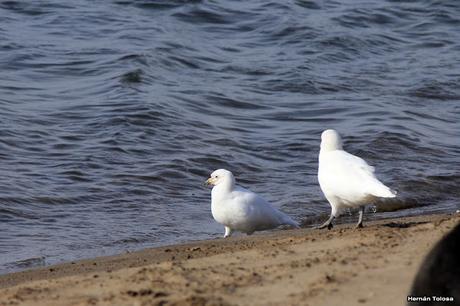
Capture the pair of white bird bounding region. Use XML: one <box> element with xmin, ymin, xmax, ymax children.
<box><xmin>205</xmin><ymin>129</ymin><xmax>396</xmax><ymax>237</ymax></box>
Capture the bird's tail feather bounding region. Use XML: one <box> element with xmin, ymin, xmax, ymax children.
<box><xmin>371</xmin><ymin>182</ymin><xmax>397</xmax><ymax>198</ymax></box>
<box><xmin>280</xmin><ymin>213</ymin><xmax>300</xmax><ymax>228</ymax></box>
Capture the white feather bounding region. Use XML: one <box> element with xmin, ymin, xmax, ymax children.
<box><xmin>318</xmin><ymin>129</ymin><xmax>396</xmax><ymax>217</ymax></box>
<box><xmin>208</xmin><ymin>169</ymin><xmax>298</xmax><ymax>236</ymax></box>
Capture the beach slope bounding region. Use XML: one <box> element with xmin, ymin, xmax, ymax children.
<box><xmin>0</xmin><ymin>213</ymin><xmax>458</xmax><ymax>306</ymax></box>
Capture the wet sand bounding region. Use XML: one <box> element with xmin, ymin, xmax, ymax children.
<box><xmin>0</xmin><ymin>213</ymin><xmax>458</xmax><ymax>306</ymax></box>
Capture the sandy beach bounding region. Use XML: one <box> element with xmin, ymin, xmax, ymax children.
<box><xmin>0</xmin><ymin>213</ymin><xmax>458</xmax><ymax>306</ymax></box>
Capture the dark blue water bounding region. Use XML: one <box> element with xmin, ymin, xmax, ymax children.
<box><xmin>0</xmin><ymin>0</ymin><xmax>459</xmax><ymax>274</ymax></box>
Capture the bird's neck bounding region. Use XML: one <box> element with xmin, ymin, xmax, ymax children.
<box><xmin>319</xmin><ymin>147</ymin><xmax>342</xmax><ymax>163</ymax></box>
<box><xmin>320</xmin><ymin>145</ymin><xmax>342</xmax><ymax>153</ymax></box>
<box><xmin>320</xmin><ymin>138</ymin><xmax>343</xmax><ymax>152</ymax></box>
<box><xmin>213</xmin><ymin>178</ymin><xmax>235</xmax><ymax>195</ymax></box>
<box><xmin>319</xmin><ymin>148</ymin><xmax>332</xmax><ymax>158</ymax></box>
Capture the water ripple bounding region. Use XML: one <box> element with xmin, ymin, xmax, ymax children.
<box><xmin>0</xmin><ymin>0</ymin><xmax>459</xmax><ymax>274</ymax></box>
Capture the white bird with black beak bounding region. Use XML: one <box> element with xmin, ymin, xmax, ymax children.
<box><xmin>318</xmin><ymin>129</ymin><xmax>396</xmax><ymax>230</ymax></box>
<box><xmin>206</xmin><ymin>169</ymin><xmax>299</xmax><ymax>238</ymax></box>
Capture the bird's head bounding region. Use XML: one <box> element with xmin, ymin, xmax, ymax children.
<box><xmin>205</xmin><ymin>169</ymin><xmax>234</xmax><ymax>187</ymax></box>
<box><xmin>321</xmin><ymin>129</ymin><xmax>343</xmax><ymax>152</ymax></box>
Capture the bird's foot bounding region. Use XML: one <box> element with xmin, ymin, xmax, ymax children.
<box><xmin>356</xmin><ymin>206</ymin><xmax>365</xmax><ymax>229</ymax></box>
<box><xmin>224</xmin><ymin>226</ymin><xmax>233</xmax><ymax>238</ymax></box>
<box><xmin>316</xmin><ymin>221</ymin><xmax>334</xmax><ymax>230</ymax></box>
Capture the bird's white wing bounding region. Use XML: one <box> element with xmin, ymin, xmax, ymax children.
<box><xmin>231</xmin><ymin>187</ymin><xmax>289</xmax><ymax>231</ymax></box>
<box><xmin>319</xmin><ymin>150</ymin><xmax>393</xmax><ymax>204</ymax></box>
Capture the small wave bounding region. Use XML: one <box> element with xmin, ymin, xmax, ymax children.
<box><xmin>5</xmin><ymin>257</ymin><xmax>46</xmax><ymax>270</ymax></box>
<box><xmin>120</xmin><ymin>69</ymin><xmax>143</xmax><ymax>84</ymax></box>
<box><xmin>205</xmin><ymin>94</ymin><xmax>269</xmax><ymax>110</ymax></box>
<box><xmin>172</xmin><ymin>8</ymin><xmax>231</xmax><ymax>25</ymax></box>
<box><xmin>408</xmin><ymin>81</ymin><xmax>460</xmax><ymax>101</ymax></box>
<box><xmin>115</xmin><ymin>0</ymin><xmax>202</xmax><ymax>11</ymax></box>
<box><xmin>0</xmin><ymin>1</ymin><xmax>50</xmax><ymax>16</ymax></box>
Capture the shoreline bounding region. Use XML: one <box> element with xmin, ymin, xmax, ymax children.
<box><xmin>1</xmin><ymin>212</ymin><xmax>458</xmax><ymax>305</ymax></box>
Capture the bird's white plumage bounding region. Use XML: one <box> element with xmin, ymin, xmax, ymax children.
<box><xmin>318</xmin><ymin>129</ymin><xmax>396</xmax><ymax>217</ymax></box>
<box><xmin>207</xmin><ymin>169</ymin><xmax>298</xmax><ymax>237</ymax></box>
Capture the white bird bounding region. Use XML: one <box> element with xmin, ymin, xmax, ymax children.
<box><xmin>206</xmin><ymin>169</ymin><xmax>299</xmax><ymax>237</ymax></box>
<box><xmin>317</xmin><ymin>129</ymin><xmax>396</xmax><ymax>229</ymax></box>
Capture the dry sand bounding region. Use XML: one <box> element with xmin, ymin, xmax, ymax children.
<box><xmin>0</xmin><ymin>213</ymin><xmax>458</xmax><ymax>306</ymax></box>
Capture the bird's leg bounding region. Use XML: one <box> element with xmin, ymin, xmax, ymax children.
<box><xmin>356</xmin><ymin>206</ymin><xmax>365</xmax><ymax>229</ymax></box>
<box><xmin>317</xmin><ymin>214</ymin><xmax>335</xmax><ymax>230</ymax></box>
<box><xmin>224</xmin><ymin>226</ymin><xmax>233</xmax><ymax>238</ymax></box>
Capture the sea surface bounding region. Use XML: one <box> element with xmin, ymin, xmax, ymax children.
<box><xmin>0</xmin><ymin>0</ymin><xmax>459</xmax><ymax>274</ymax></box>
